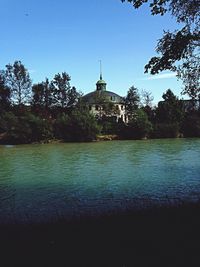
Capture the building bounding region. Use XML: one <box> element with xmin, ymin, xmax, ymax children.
<box><xmin>82</xmin><ymin>73</ymin><xmax>127</xmax><ymax>122</ymax></box>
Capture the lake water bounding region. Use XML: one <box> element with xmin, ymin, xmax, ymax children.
<box><xmin>0</xmin><ymin>139</ymin><xmax>200</xmax><ymax>224</ymax></box>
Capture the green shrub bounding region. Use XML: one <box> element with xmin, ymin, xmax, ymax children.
<box><xmin>54</xmin><ymin>109</ymin><xmax>100</xmax><ymax>142</ymax></box>
<box><xmin>152</xmin><ymin>123</ymin><xmax>180</xmax><ymax>138</ymax></box>
<box><xmin>182</xmin><ymin>113</ymin><xmax>200</xmax><ymax>137</ymax></box>
<box><xmin>0</xmin><ymin>112</ymin><xmax>53</xmax><ymax>144</ymax></box>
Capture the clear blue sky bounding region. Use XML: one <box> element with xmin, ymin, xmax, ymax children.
<box><xmin>1</xmin><ymin>0</ymin><xmax>184</xmax><ymax>104</ymax></box>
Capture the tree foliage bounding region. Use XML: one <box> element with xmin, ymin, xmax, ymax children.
<box><xmin>4</xmin><ymin>61</ymin><xmax>32</xmax><ymax>105</ymax></box>
<box><xmin>125</xmin><ymin>86</ymin><xmax>140</xmax><ymax>118</ymax></box>
<box><xmin>141</xmin><ymin>89</ymin><xmax>154</xmax><ymax>107</ymax></box>
<box><xmin>54</xmin><ymin>108</ymin><xmax>100</xmax><ymax>141</ymax></box>
<box><xmin>121</xmin><ymin>0</ymin><xmax>200</xmax><ymax>23</ymax></box>
<box><xmin>32</xmin><ymin>78</ymin><xmax>55</xmax><ymax>113</ymax></box>
<box><xmin>0</xmin><ymin>74</ymin><xmax>11</xmax><ymax>111</ymax></box>
<box><xmin>32</xmin><ymin>74</ymin><xmax>80</xmax><ymax>113</ymax></box>
<box><xmin>130</xmin><ymin>109</ymin><xmax>153</xmax><ymax>138</ymax></box>
<box><xmin>0</xmin><ymin>112</ymin><xmax>53</xmax><ymax>144</ymax></box>
<box><xmin>52</xmin><ymin>72</ymin><xmax>81</xmax><ymax>109</ymax></box>
<box><xmin>67</xmin><ymin>86</ymin><xmax>81</xmax><ymax>109</ymax></box>
<box><xmin>120</xmin><ymin>109</ymin><xmax>152</xmax><ymax>139</ymax></box>
<box><xmin>182</xmin><ymin>112</ymin><xmax>200</xmax><ymax>137</ymax></box>
<box><xmin>1</xmin><ymin>59</ymin><xmax>200</xmax><ymax>143</ymax></box>
<box><xmin>121</xmin><ymin>0</ymin><xmax>200</xmax><ymax>99</ymax></box>
<box><xmin>156</xmin><ymin>89</ymin><xmax>184</xmax><ymax>123</ymax></box>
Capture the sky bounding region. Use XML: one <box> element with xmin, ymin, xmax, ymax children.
<box><xmin>0</xmin><ymin>0</ymin><xmax>185</xmax><ymax>104</ymax></box>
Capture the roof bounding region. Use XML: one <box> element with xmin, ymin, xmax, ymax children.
<box><xmin>96</xmin><ymin>79</ymin><xmax>106</xmax><ymax>85</ymax></box>
<box><xmin>82</xmin><ymin>90</ymin><xmax>125</xmax><ymax>104</ymax></box>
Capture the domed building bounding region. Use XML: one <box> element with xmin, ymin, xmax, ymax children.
<box><xmin>82</xmin><ymin>73</ymin><xmax>127</xmax><ymax>123</ymax></box>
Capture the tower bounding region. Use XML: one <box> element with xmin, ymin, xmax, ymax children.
<box><xmin>96</xmin><ymin>60</ymin><xmax>107</xmax><ymax>91</ymax></box>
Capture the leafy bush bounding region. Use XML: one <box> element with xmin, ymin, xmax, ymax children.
<box><xmin>0</xmin><ymin>112</ymin><xmax>53</xmax><ymax>144</ymax></box>
<box><xmin>54</xmin><ymin>108</ymin><xmax>100</xmax><ymax>141</ymax></box>
<box><xmin>182</xmin><ymin>113</ymin><xmax>200</xmax><ymax>137</ymax></box>
<box><xmin>152</xmin><ymin>123</ymin><xmax>180</xmax><ymax>138</ymax></box>
<box><xmin>119</xmin><ymin>109</ymin><xmax>152</xmax><ymax>139</ymax></box>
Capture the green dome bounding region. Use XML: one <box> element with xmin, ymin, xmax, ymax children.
<box><xmin>96</xmin><ymin>79</ymin><xmax>106</xmax><ymax>85</ymax></box>
<box><xmin>82</xmin><ymin>90</ymin><xmax>124</xmax><ymax>104</ymax></box>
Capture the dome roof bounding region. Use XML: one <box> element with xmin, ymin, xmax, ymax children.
<box><xmin>96</xmin><ymin>79</ymin><xmax>106</xmax><ymax>85</ymax></box>
<box><xmin>82</xmin><ymin>90</ymin><xmax>124</xmax><ymax>104</ymax></box>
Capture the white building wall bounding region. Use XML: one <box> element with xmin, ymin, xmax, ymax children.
<box><xmin>89</xmin><ymin>103</ymin><xmax>128</xmax><ymax>123</ymax></box>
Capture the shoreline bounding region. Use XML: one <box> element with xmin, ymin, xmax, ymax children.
<box><xmin>0</xmin><ymin>134</ymin><xmax>194</xmax><ymax>146</ymax></box>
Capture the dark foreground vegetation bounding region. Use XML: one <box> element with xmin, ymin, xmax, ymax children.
<box><xmin>1</xmin><ymin>202</ymin><xmax>200</xmax><ymax>267</ymax></box>
<box><xmin>0</xmin><ymin>61</ymin><xmax>200</xmax><ymax>144</ymax></box>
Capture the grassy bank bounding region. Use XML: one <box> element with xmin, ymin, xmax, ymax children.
<box><xmin>1</xmin><ymin>203</ymin><xmax>200</xmax><ymax>267</ymax></box>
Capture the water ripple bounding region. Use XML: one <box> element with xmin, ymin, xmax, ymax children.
<box><xmin>0</xmin><ymin>139</ymin><xmax>200</xmax><ymax>223</ymax></box>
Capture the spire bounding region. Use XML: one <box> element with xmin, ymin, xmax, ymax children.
<box><xmin>96</xmin><ymin>60</ymin><xmax>107</xmax><ymax>91</ymax></box>
<box><xmin>99</xmin><ymin>60</ymin><xmax>102</xmax><ymax>80</ymax></box>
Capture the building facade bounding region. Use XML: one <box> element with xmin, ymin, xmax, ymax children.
<box><xmin>82</xmin><ymin>74</ymin><xmax>127</xmax><ymax>123</ymax></box>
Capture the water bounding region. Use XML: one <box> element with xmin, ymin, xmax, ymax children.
<box><xmin>0</xmin><ymin>139</ymin><xmax>200</xmax><ymax>224</ymax></box>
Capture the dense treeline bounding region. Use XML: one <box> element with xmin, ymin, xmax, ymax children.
<box><xmin>0</xmin><ymin>61</ymin><xmax>200</xmax><ymax>144</ymax></box>
<box><xmin>0</xmin><ymin>61</ymin><xmax>99</xmax><ymax>144</ymax></box>
<box><xmin>106</xmin><ymin>86</ymin><xmax>200</xmax><ymax>140</ymax></box>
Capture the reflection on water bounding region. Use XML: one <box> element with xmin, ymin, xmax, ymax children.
<box><xmin>0</xmin><ymin>139</ymin><xmax>200</xmax><ymax>224</ymax></box>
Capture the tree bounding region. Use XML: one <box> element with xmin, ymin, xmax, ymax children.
<box><xmin>119</xmin><ymin>109</ymin><xmax>152</xmax><ymax>139</ymax></box>
<box><xmin>182</xmin><ymin>112</ymin><xmax>200</xmax><ymax>137</ymax></box>
<box><xmin>125</xmin><ymin>86</ymin><xmax>140</xmax><ymax>119</ymax></box>
<box><xmin>0</xmin><ymin>73</ymin><xmax>11</xmax><ymax>111</ymax></box>
<box><xmin>178</xmin><ymin>57</ymin><xmax>200</xmax><ymax>101</ymax></box>
<box><xmin>32</xmin><ymin>82</ymin><xmax>45</xmax><ymax>109</ymax></box>
<box><xmin>121</xmin><ymin>0</ymin><xmax>200</xmax><ymax>99</ymax></box>
<box><xmin>52</xmin><ymin>72</ymin><xmax>71</xmax><ymax>108</ymax></box>
<box><xmin>141</xmin><ymin>89</ymin><xmax>154</xmax><ymax>108</ymax></box>
<box><xmin>43</xmin><ymin>79</ymin><xmax>55</xmax><ymax>109</ymax></box>
<box><xmin>0</xmin><ymin>111</ymin><xmax>53</xmax><ymax>144</ymax></box>
<box><xmin>121</xmin><ymin>1</ymin><xmax>199</xmax><ymax>29</ymax></box>
<box><xmin>152</xmin><ymin>89</ymin><xmax>184</xmax><ymax>137</ymax></box>
<box><xmin>70</xmin><ymin>108</ymin><xmax>100</xmax><ymax>141</ymax></box>
<box><xmin>54</xmin><ymin>108</ymin><xmax>100</xmax><ymax>141</ymax></box>
<box><xmin>67</xmin><ymin>86</ymin><xmax>81</xmax><ymax>109</ymax></box>
<box><xmin>32</xmin><ymin>78</ymin><xmax>55</xmax><ymax>115</ymax></box>
<box><xmin>4</xmin><ymin>61</ymin><xmax>32</xmax><ymax>105</ymax></box>
<box><xmin>156</xmin><ymin>89</ymin><xmax>184</xmax><ymax>123</ymax></box>
<box><xmin>141</xmin><ymin>90</ymin><xmax>156</xmax><ymax>124</ymax></box>
<box><xmin>52</xmin><ymin>72</ymin><xmax>81</xmax><ymax>109</ymax></box>
<box><xmin>131</xmin><ymin>109</ymin><xmax>153</xmax><ymax>138</ymax></box>
<box><xmin>0</xmin><ymin>112</ymin><xmax>19</xmax><ymax>139</ymax></box>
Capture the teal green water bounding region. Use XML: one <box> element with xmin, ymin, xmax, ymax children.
<box><xmin>0</xmin><ymin>139</ymin><xmax>200</xmax><ymax>223</ymax></box>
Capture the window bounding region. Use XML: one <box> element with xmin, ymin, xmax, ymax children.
<box><xmin>95</xmin><ymin>105</ymin><xmax>99</xmax><ymax>110</ymax></box>
<box><xmin>121</xmin><ymin>105</ymin><xmax>123</xmax><ymax>110</ymax></box>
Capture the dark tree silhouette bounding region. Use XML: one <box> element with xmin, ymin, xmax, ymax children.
<box><xmin>4</xmin><ymin>61</ymin><xmax>32</xmax><ymax>105</ymax></box>
<box><xmin>52</xmin><ymin>72</ymin><xmax>71</xmax><ymax>108</ymax></box>
<box><xmin>125</xmin><ymin>86</ymin><xmax>140</xmax><ymax>119</ymax></box>
<box><xmin>32</xmin><ymin>78</ymin><xmax>55</xmax><ymax>116</ymax></box>
<box><xmin>52</xmin><ymin>72</ymin><xmax>81</xmax><ymax>109</ymax></box>
<box><xmin>121</xmin><ymin>0</ymin><xmax>200</xmax><ymax>99</ymax></box>
<box><xmin>0</xmin><ymin>73</ymin><xmax>11</xmax><ymax>111</ymax></box>
<box><xmin>156</xmin><ymin>89</ymin><xmax>184</xmax><ymax>123</ymax></box>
